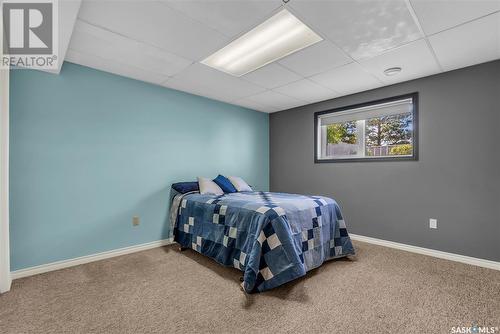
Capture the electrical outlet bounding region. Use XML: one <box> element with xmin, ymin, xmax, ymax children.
<box><xmin>132</xmin><ymin>216</ymin><xmax>140</xmax><ymax>226</ymax></box>
<box><xmin>429</xmin><ymin>218</ymin><xmax>437</xmax><ymax>229</ymax></box>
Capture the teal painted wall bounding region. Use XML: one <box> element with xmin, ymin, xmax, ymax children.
<box><xmin>9</xmin><ymin>62</ymin><xmax>269</xmax><ymax>270</ymax></box>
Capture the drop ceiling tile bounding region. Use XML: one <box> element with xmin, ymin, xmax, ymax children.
<box><xmin>77</xmin><ymin>0</ymin><xmax>229</xmax><ymax>61</ymax></box>
<box><xmin>429</xmin><ymin>13</ymin><xmax>500</xmax><ymax>72</ymax></box>
<box><xmin>161</xmin><ymin>0</ymin><xmax>281</xmax><ymax>38</ymax></box>
<box><xmin>232</xmin><ymin>97</ymin><xmax>271</xmax><ymax>113</ymax></box>
<box><xmin>69</xmin><ymin>20</ymin><xmax>192</xmax><ymax>77</ymax></box>
<box><xmin>162</xmin><ymin>79</ymin><xmax>236</xmax><ymax>105</ymax></box>
<box><xmin>162</xmin><ymin>63</ymin><xmax>266</xmax><ymax>102</ymax></box>
<box><xmin>410</xmin><ymin>0</ymin><xmax>500</xmax><ymax>35</ymax></box>
<box><xmin>359</xmin><ymin>39</ymin><xmax>441</xmax><ymax>84</ymax></box>
<box><xmin>65</xmin><ymin>49</ymin><xmax>169</xmax><ymax>85</ymax></box>
<box><xmin>278</xmin><ymin>40</ymin><xmax>352</xmax><ymax>77</ymax></box>
<box><xmin>290</xmin><ymin>0</ymin><xmax>422</xmax><ymax>60</ymax></box>
<box><xmin>273</xmin><ymin>79</ymin><xmax>338</xmax><ymax>103</ymax></box>
<box><xmin>61</xmin><ymin>0</ymin><xmax>497</xmax><ymax>110</ymax></box>
<box><xmin>245</xmin><ymin>90</ymin><xmax>305</xmax><ymax>110</ymax></box>
<box><xmin>243</xmin><ymin>63</ymin><xmax>302</xmax><ymax>89</ymax></box>
<box><xmin>309</xmin><ymin>62</ymin><xmax>383</xmax><ymax>96</ymax></box>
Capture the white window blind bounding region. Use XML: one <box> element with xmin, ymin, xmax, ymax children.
<box><xmin>318</xmin><ymin>98</ymin><xmax>413</xmax><ymax>125</ymax></box>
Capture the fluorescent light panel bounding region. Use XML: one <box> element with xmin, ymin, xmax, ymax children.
<box><xmin>201</xmin><ymin>9</ymin><xmax>323</xmax><ymax>77</ymax></box>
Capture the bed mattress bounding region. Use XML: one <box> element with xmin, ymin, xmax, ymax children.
<box><xmin>170</xmin><ymin>191</ymin><xmax>355</xmax><ymax>293</ymax></box>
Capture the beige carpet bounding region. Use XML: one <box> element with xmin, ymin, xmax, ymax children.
<box><xmin>1</xmin><ymin>241</ymin><xmax>499</xmax><ymax>334</ymax></box>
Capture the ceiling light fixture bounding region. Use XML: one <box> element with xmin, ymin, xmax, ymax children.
<box><xmin>201</xmin><ymin>9</ymin><xmax>323</xmax><ymax>77</ymax></box>
<box><xmin>384</xmin><ymin>67</ymin><xmax>402</xmax><ymax>76</ymax></box>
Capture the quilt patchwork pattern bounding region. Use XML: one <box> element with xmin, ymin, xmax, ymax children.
<box><xmin>171</xmin><ymin>191</ymin><xmax>355</xmax><ymax>293</ymax></box>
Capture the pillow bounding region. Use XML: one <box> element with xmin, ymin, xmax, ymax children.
<box><xmin>197</xmin><ymin>177</ymin><xmax>224</xmax><ymax>195</ymax></box>
<box><xmin>172</xmin><ymin>181</ymin><xmax>199</xmax><ymax>194</ymax></box>
<box><xmin>228</xmin><ymin>176</ymin><xmax>253</xmax><ymax>192</ymax></box>
<box><xmin>213</xmin><ymin>175</ymin><xmax>237</xmax><ymax>193</ymax></box>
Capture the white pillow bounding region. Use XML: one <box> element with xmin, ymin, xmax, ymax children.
<box><xmin>197</xmin><ymin>177</ymin><xmax>224</xmax><ymax>195</ymax></box>
<box><xmin>228</xmin><ymin>176</ymin><xmax>253</xmax><ymax>192</ymax></box>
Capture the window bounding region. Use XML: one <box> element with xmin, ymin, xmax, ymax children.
<box><xmin>314</xmin><ymin>93</ymin><xmax>418</xmax><ymax>162</ymax></box>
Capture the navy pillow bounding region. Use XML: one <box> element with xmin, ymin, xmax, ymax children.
<box><xmin>172</xmin><ymin>181</ymin><xmax>199</xmax><ymax>194</ymax></box>
<box><xmin>213</xmin><ymin>175</ymin><xmax>237</xmax><ymax>193</ymax></box>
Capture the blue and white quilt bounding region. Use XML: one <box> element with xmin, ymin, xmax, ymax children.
<box><xmin>170</xmin><ymin>191</ymin><xmax>355</xmax><ymax>293</ymax></box>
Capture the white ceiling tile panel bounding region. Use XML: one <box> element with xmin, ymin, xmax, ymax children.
<box><xmin>290</xmin><ymin>0</ymin><xmax>422</xmax><ymax>60</ymax></box>
<box><xmin>161</xmin><ymin>0</ymin><xmax>282</xmax><ymax>38</ymax></box>
<box><xmin>232</xmin><ymin>97</ymin><xmax>272</xmax><ymax>113</ymax></box>
<box><xmin>64</xmin><ymin>0</ymin><xmax>499</xmax><ymax>113</ymax></box>
<box><xmin>309</xmin><ymin>62</ymin><xmax>383</xmax><ymax>95</ymax></box>
<box><xmin>410</xmin><ymin>0</ymin><xmax>500</xmax><ymax>35</ymax></box>
<box><xmin>65</xmin><ymin>49</ymin><xmax>169</xmax><ymax>85</ymax></box>
<box><xmin>245</xmin><ymin>90</ymin><xmax>305</xmax><ymax>110</ymax></box>
<box><xmin>278</xmin><ymin>40</ymin><xmax>352</xmax><ymax>77</ymax></box>
<box><xmin>359</xmin><ymin>39</ymin><xmax>441</xmax><ymax>84</ymax></box>
<box><xmin>162</xmin><ymin>79</ymin><xmax>237</xmax><ymax>105</ymax></box>
<box><xmin>69</xmin><ymin>20</ymin><xmax>193</xmax><ymax>77</ymax></box>
<box><xmin>428</xmin><ymin>13</ymin><xmax>500</xmax><ymax>71</ymax></box>
<box><xmin>77</xmin><ymin>0</ymin><xmax>230</xmax><ymax>61</ymax></box>
<box><xmin>242</xmin><ymin>63</ymin><xmax>302</xmax><ymax>89</ymax></box>
<box><xmin>273</xmin><ymin>79</ymin><xmax>338</xmax><ymax>103</ymax></box>
<box><xmin>162</xmin><ymin>63</ymin><xmax>266</xmax><ymax>102</ymax></box>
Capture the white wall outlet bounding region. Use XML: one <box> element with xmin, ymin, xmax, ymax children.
<box><xmin>429</xmin><ymin>218</ymin><xmax>437</xmax><ymax>229</ymax></box>
<box><xmin>132</xmin><ymin>216</ymin><xmax>140</xmax><ymax>226</ymax></box>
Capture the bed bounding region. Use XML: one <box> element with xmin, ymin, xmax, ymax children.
<box><xmin>169</xmin><ymin>190</ymin><xmax>355</xmax><ymax>293</ymax></box>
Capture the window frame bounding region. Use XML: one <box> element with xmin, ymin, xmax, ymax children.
<box><xmin>314</xmin><ymin>92</ymin><xmax>419</xmax><ymax>163</ymax></box>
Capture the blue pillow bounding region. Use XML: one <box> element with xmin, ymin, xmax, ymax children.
<box><xmin>213</xmin><ymin>175</ymin><xmax>237</xmax><ymax>193</ymax></box>
<box><xmin>172</xmin><ymin>181</ymin><xmax>199</xmax><ymax>194</ymax></box>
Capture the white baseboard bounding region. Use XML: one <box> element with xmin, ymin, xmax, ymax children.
<box><xmin>11</xmin><ymin>234</ymin><xmax>499</xmax><ymax>281</ymax></box>
<box><xmin>11</xmin><ymin>238</ymin><xmax>175</xmax><ymax>280</ymax></box>
<box><xmin>349</xmin><ymin>233</ymin><xmax>500</xmax><ymax>271</ymax></box>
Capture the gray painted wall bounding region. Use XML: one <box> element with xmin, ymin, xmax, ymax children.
<box><xmin>270</xmin><ymin>60</ymin><xmax>500</xmax><ymax>262</ymax></box>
